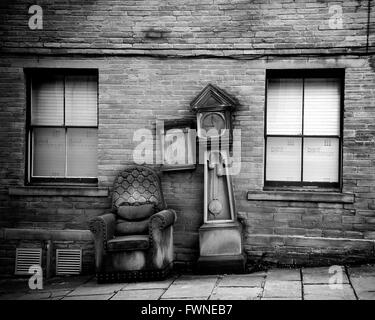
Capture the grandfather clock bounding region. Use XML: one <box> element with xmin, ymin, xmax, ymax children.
<box><xmin>191</xmin><ymin>84</ymin><xmax>245</xmax><ymax>274</ymax></box>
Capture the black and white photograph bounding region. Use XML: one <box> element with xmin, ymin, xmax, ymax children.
<box><xmin>0</xmin><ymin>0</ymin><xmax>374</xmax><ymax>312</ymax></box>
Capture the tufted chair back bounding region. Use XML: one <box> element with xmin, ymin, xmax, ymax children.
<box><xmin>111</xmin><ymin>165</ymin><xmax>166</xmax><ymax>212</ymax></box>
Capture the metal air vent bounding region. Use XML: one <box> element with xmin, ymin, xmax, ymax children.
<box><xmin>15</xmin><ymin>248</ymin><xmax>42</xmax><ymax>275</ymax></box>
<box><xmin>56</xmin><ymin>249</ymin><xmax>82</xmax><ymax>275</ymax></box>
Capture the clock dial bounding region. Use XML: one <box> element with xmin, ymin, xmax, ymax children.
<box><xmin>201</xmin><ymin>113</ymin><xmax>226</xmax><ymax>136</ymax></box>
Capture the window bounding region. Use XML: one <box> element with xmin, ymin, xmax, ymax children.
<box><xmin>26</xmin><ymin>69</ymin><xmax>98</xmax><ymax>184</ymax></box>
<box><xmin>265</xmin><ymin>70</ymin><xmax>343</xmax><ymax>188</ymax></box>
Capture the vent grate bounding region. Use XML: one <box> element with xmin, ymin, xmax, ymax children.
<box><xmin>56</xmin><ymin>249</ymin><xmax>82</xmax><ymax>275</ymax></box>
<box><xmin>15</xmin><ymin>248</ymin><xmax>42</xmax><ymax>275</ymax></box>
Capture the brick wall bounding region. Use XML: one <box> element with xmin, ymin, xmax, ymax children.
<box><xmin>0</xmin><ymin>0</ymin><xmax>373</xmax><ymax>54</ymax></box>
<box><xmin>0</xmin><ymin>0</ymin><xmax>374</xmax><ymax>274</ymax></box>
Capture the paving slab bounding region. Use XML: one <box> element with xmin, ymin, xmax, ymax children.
<box><xmin>355</xmin><ymin>291</ymin><xmax>375</xmax><ymax>300</ymax></box>
<box><xmin>262</xmin><ymin>297</ymin><xmax>301</xmax><ymax>300</ymax></box>
<box><xmin>349</xmin><ymin>276</ymin><xmax>375</xmax><ymax>300</ymax></box>
<box><xmin>218</xmin><ymin>274</ymin><xmax>264</xmax><ymax>287</ymax></box>
<box><xmin>160</xmin><ymin>296</ymin><xmax>208</xmax><ymax>300</ymax></box>
<box><xmin>302</xmin><ymin>266</ymin><xmax>349</xmax><ymax>285</ymax></box>
<box><xmin>348</xmin><ymin>265</ymin><xmax>375</xmax><ymax>277</ymax></box>
<box><xmin>263</xmin><ymin>280</ymin><xmax>302</xmax><ymax>299</ymax></box>
<box><xmin>176</xmin><ymin>275</ymin><xmax>219</xmax><ymax>283</ymax></box>
<box><xmin>161</xmin><ymin>276</ymin><xmax>217</xmax><ymax>299</ymax></box>
<box><xmin>210</xmin><ymin>287</ymin><xmax>262</xmax><ymax>300</ymax></box>
<box><xmin>122</xmin><ymin>278</ymin><xmax>176</xmax><ymax>290</ymax></box>
<box><xmin>0</xmin><ymin>292</ymin><xmax>28</xmax><ymax>300</ymax></box>
<box><xmin>304</xmin><ymin>284</ymin><xmax>356</xmax><ymax>300</ymax></box>
<box><xmin>111</xmin><ymin>289</ymin><xmax>165</xmax><ymax>300</ymax></box>
<box><xmin>67</xmin><ymin>282</ymin><xmax>125</xmax><ymax>296</ymax></box>
<box><xmin>0</xmin><ymin>278</ymin><xmax>30</xmax><ymax>294</ymax></box>
<box><xmin>42</xmin><ymin>275</ymin><xmax>93</xmax><ymax>291</ymax></box>
<box><xmin>63</xmin><ymin>294</ymin><xmax>114</xmax><ymax>300</ymax></box>
<box><xmin>266</xmin><ymin>269</ymin><xmax>301</xmax><ymax>281</ymax></box>
<box><xmin>17</xmin><ymin>289</ymin><xmax>71</xmax><ymax>300</ymax></box>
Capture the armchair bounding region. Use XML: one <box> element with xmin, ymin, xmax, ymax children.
<box><xmin>89</xmin><ymin>165</ymin><xmax>176</xmax><ymax>283</ymax></box>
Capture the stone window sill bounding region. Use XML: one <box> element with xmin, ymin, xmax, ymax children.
<box><xmin>247</xmin><ymin>190</ymin><xmax>354</xmax><ymax>204</ymax></box>
<box><xmin>8</xmin><ymin>186</ymin><xmax>109</xmax><ymax>197</ymax></box>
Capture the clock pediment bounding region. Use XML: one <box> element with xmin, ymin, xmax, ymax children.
<box><xmin>190</xmin><ymin>84</ymin><xmax>238</xmax><ymax>113</ymax></box>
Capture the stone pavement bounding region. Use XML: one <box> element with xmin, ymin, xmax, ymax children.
<box><xmin>0</xmin><ymin>265</ymin><xmax>374</xmax><ymax>300</ymax></box>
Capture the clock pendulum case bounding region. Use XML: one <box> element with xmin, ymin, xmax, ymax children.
<box><xmin>190</xmin><ymin>84</ymin><xmax>245</xmax><ymax>274</ymax></box>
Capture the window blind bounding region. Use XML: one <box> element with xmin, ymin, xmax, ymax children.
<box><xmin>303</xmin><ymin>138</ymin><xmax>339</xmax><ymax>182</ymax></box>
<box><xmin>31</xmin><ymin>76</ymin><xmax>64</xmax><ymax>126</ymax></box>
<box><xmin>32</xmin><ymin>128</ymin><xmax>65</xmax><ymax>177</ymax></box>
<box><xmin>267</xmin><ymin>79</ymin><xmax>303</xmax><ymax>135</ymax></box>
<box><xmin>266</xmin><ymin>137</ymin><xmax>302</xmax><ymax>181</ymax></box>
<box><xmin>65</xmin><ymin>75</ymin><xmax>97</xmax><ymax>126</ymax></box>
<box><xmin>304</xmin><ymin>78</ymin><xmax>340</xmax><ymax>135</ymax></box>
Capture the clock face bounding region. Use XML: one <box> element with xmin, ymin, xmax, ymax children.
<box><xmin>201</xmin><ymin>113</ymin><xmax>226</xmax><ymax>137</ymax></box>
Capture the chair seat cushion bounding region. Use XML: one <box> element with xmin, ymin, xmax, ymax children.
<box><xmin>117</xmin><ymin>203</ymin><xmax>155</xmax><ymax>221</ymax></box>
<box><xmin>115</xmin><ymin>218</ymin><xmax>149</xmax><ymax>236</ymax></box>
<box><xmin>107</xmin><ymin>235</ymin><xmax>150</xmax><ymax>252</ymax></box>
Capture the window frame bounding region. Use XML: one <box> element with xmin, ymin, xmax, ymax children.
<box><xmin>264</xmin><ymin>69</ymin><xmax>344</xmax><ymax>190</ymax></box>
<box><xmin>25</xmin><ymin>68</ymin><xmax>99</xmax><ymax>185</ymax></box>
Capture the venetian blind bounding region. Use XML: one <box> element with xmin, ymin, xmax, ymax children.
<box><xmin>65</xmin><ymin>75</ymin><xmax>98</xmax><ymax>126</ymax></box>
<box><xmin>303</xmin><ymin>137</ymin><xmax>339</xmax><ymax>182</ymax></box>
<box><xmin>266</xmin><ymin>137</ymin><xmax>302</xmax><ymax>181</ymax></box>
<box><xmin>32</xmin><ymin>128</ymin><xmax>65</xmax><ymax>177</ymax></box>
<box><xmin>304</xmin><ymin>78</ymin><xmax>340</xmax><ymax>135</ymax></box>
<box><xmin>67</xmin><ymin>128</ymin><xmax>98</xmax><ymax>177</ymax></box>
<box><xmin>267</xmin><ymin>79</ymin><xmax>303</xmax><ymax>135</ymax></box>
<box><xmin>31</xmin><ymin>76</ymin><xmax>64</xmax><ymax>125</ymax></box>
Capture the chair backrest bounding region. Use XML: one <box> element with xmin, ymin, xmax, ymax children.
<box><xmin>111</xmin><ymin>165</ymin><xmax>166</xmax><ymax>212</ymax></box>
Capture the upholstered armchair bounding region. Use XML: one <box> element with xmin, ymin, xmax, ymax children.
<box><xmin>89</xmin><ymin>165</ymin><xmax>176</xmax><ymax>283</ymax></box>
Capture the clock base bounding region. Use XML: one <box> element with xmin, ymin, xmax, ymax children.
<box><xmin>197</xmin><ymin>254</ymin><xmax>246</xmax><ymax>274</ymax></box>
<box><xmin>197</xmin><ymin>221</ymin><xmax>246</xmax><ymax>274</ymax></box>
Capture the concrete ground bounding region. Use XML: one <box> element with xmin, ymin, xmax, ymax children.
<box><xmin>0</xmin><ymin>265</ymin><xmax>374</xmax><ymax>300</ymax></box>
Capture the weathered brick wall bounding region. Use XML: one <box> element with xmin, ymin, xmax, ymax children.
<box><xmin>0</xmin><ymin>0</ymin><xmax>374</xmax><ymax>274</ymax></box>
<box><xmin>0</xmin><ymin>0</ymin><xmax>373</xmax><ymax>54</ymax></box>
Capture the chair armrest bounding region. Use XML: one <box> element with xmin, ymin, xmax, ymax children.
<box><xmin>89</xmin><ymin>213</ymin><xmax>116</xmax><ymax>247</ymax></box>
<box><xmin>149</xmin><ymin>209</ymin><xmax>177</xmax><ymax>231</ymax></box>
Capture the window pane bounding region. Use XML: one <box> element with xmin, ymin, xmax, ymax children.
<box><xmin>304</xmin><ymin>78</ymin><xmax>340</xmax><ymax>135</ymax></box>
<box><xmin>267</xmin><ymin>79</ymin><xmax>303</xmax><ymax>135</ymax></box>
<box><xmin>67</xmin><ymin>128</ymin><xmax>98</xmax><ymax>177</ymax></box>
<box><xmin>164</xmin><ymin>129</ymin><xmax>187</xmax><ymax>165</ymax></box>
<box><xmin>266</xmin><ymin>137</ymin><xmax>302</xmax><ymax>181</ymax></box>
<box><xmin>65</xmin><ymin>75</ymin><xmax>97</xmax><ymax>126</ymax></box>
<box><xmin>33</xmin><ymin>128</ymin><xmax>65</xmax><ymax>177</ymax></box>
<box><xmin>303</xmin><ymin>138</ymin><xmax>339</xmax><ymax>182</ymax></box>
<box><xmin>31</xmin><ymin>76</ymin><xmax>64</xmax><ymax>125</ymax></box>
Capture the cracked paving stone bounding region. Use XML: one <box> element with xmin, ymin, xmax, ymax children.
<box><xmin>263</xmin><ymin>280</ymin><xmax>302</xmax><ymax>299</ymax></box>
<box><xmin>304</xmin><ymin>284</ymin><xmax>356</xmax><ymax>300</ymax></box>
<box><xmin>111</xmin><ymin>289</ymin><xmax>165</xmax><ymax>300</ymax></box>
<box><xmin>17</xmin><ymin>289</ymin><xmax>71</xmax><ymax>300</ymax></box>
<box><xmin>67</xmin><ymin>282</ymin><xmax>125</xmax><ymax>296</ymax></box>
<box><xmin>210</xmin><ymin>287</ymin><xmax>262</xmax><ymax>300</ymax></box>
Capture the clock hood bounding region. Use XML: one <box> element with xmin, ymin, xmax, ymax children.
<box><xmin>190</xmin><ymin>84</ymin><xmax>238</xmax><ymax>113</ymax></box>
